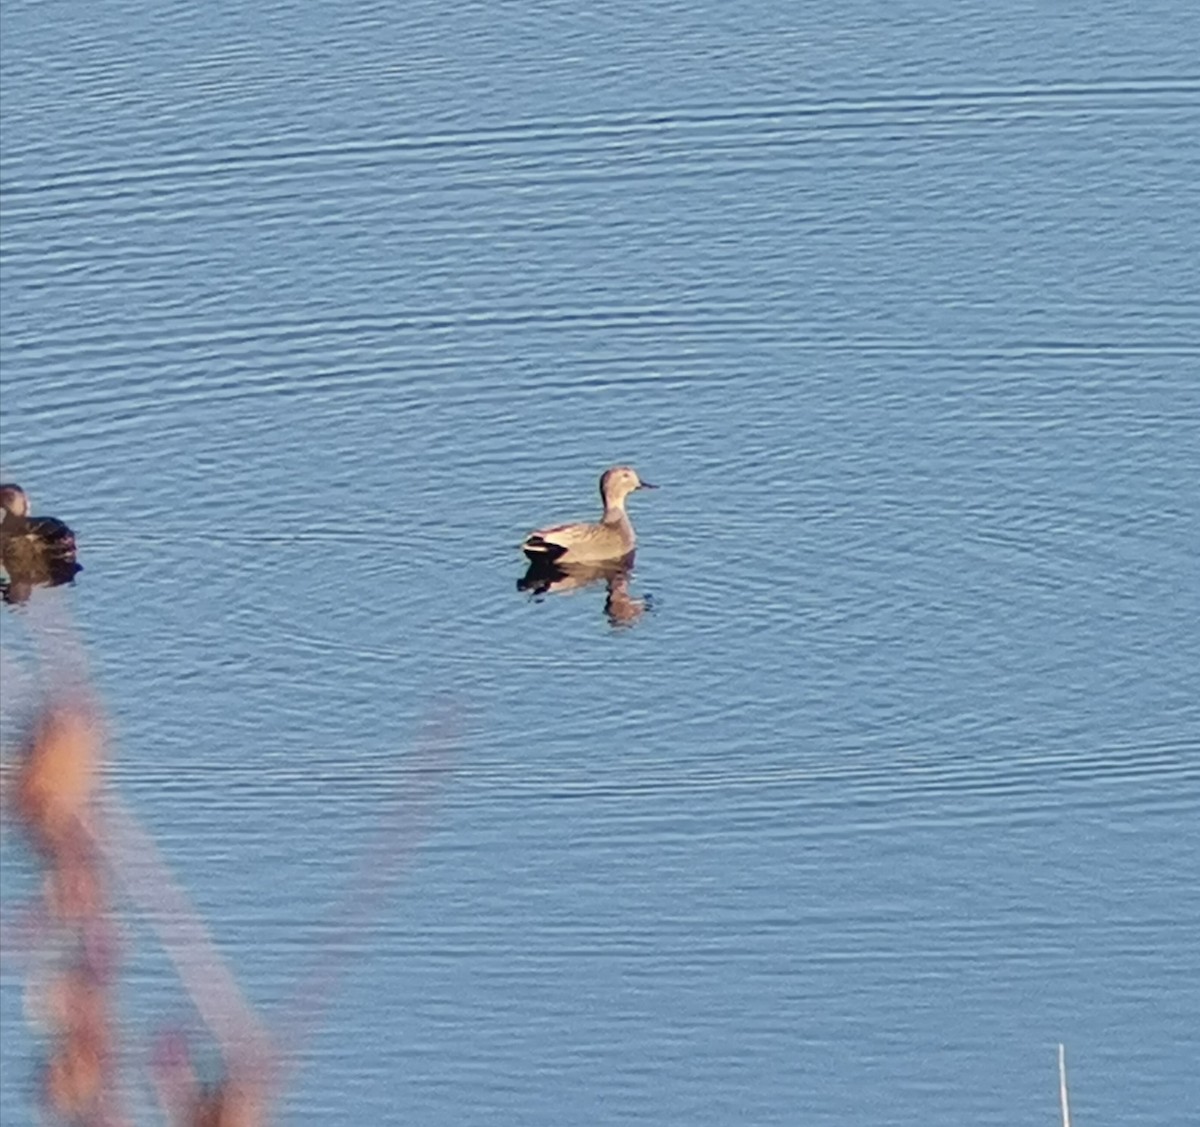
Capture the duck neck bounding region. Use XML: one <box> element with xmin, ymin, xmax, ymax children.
<box><xmin>601</xmin><ymin>497</ymin><xmax>630</xmax><ymax>525</ymax></box>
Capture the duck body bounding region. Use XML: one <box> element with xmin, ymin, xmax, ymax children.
<box><xmin>521</xmin><ymin>466</ymin><xmax>656</xmax><ymax>566</ymax></box>
<box><xmin>522</xmin><ymin>511</ymin><xmax>636</xmax><ymax>566</ymax></box>
<box><xmin>17</xmin><ymin>514</ymin><xmax>76</xmax><ymax>555</ymax></box>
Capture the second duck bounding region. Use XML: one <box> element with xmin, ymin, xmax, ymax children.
<box><xmin>1</xmin><ymin>483</ymin><xmax>80</xmax><ymax>602</ymax></box>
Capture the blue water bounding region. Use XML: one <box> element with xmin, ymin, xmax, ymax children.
<box><xmin>2</xmin><ymin>2</ymin><xmax>1199</xmax><ymax>1124</ymax></box>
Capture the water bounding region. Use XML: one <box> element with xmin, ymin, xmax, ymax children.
<box><xmin>2</xmin><ymin>1</ymin><xmax>1199</xmax><ymax>1123</ymax></box>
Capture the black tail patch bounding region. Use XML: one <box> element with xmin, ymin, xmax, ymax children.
<box><xmin>523</xmin><ymin>536</ymin><xmax>567</xmax><ymax>561</ymax></box>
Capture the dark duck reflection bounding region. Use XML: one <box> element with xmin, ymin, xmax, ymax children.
<box><xmin>1</xmin><ymin>484</ymin><xmax>81</xmax><ymax>604</ymax></box>
<box><xmin>518</xmin><ymin>554</ymin><xmax>651</xmax><ymax>630</ymax></box>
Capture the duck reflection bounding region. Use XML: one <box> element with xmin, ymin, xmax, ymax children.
<box><xmin>518</xmin><ymin>554</ymin><xmax>650</xmax><ymax>629</ymax></box>
<box><xmin>1</xmin><ymin>483</ymin><xmax>82</xmax><ymax>605</ymax></box>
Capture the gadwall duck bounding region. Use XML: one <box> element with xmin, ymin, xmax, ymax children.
<box><xmin>521</xmin><ymin>466</ymin><xmax>656</xmax><ymax>565</ymax></box>
<box><xmin>1</xmin><ymin>484</ymin><xmax>80</xmax><ymax>596</ymax></box>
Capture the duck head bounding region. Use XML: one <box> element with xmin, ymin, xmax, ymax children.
<box><xmin>599</xmin><ymin>466</ymin><xmax>657</xmax><ymax>510</ymax></box>
<box><xmin>0</xmin><ymin>484</ymin><xmax>31</xmax><ymax>521</ymax></box>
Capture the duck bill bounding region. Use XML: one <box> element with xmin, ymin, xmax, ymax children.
<box><xmin>637</xmin><ymin>481</ymin><xmax>659</xmax><ymax>490</ymax></box>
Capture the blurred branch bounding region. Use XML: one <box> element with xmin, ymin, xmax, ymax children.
<box><xmin>3</xmin><ymin>600</ymin><xmax>457</xmax><ymax>1126</ymax></box>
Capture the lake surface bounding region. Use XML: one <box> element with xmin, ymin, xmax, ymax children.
<box><xmin>2</xmin><ymin>1</ymin><xmax>1199</xmax><ymax>1123</ymax></box>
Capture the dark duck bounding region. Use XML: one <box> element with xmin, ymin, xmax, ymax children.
<box><xmin>0</xmin><ymin>483</ymin><xmax>81</xmax><ymax>600</ymax></box>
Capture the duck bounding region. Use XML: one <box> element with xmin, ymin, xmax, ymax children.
<box><xmin>521</xmin><ymin>465</ymin><xmax>656</xmax><ymax>565</ymax></box>
<box><xmin>1</xmin><ymin>484</ymin><xmax>80</xmax><ymax>593</ymax></box>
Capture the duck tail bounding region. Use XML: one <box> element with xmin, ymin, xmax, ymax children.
<box><xmin>521</xmin><ymin>535</ymin><xmax>566</xmax><ymax>561</ymax></box>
